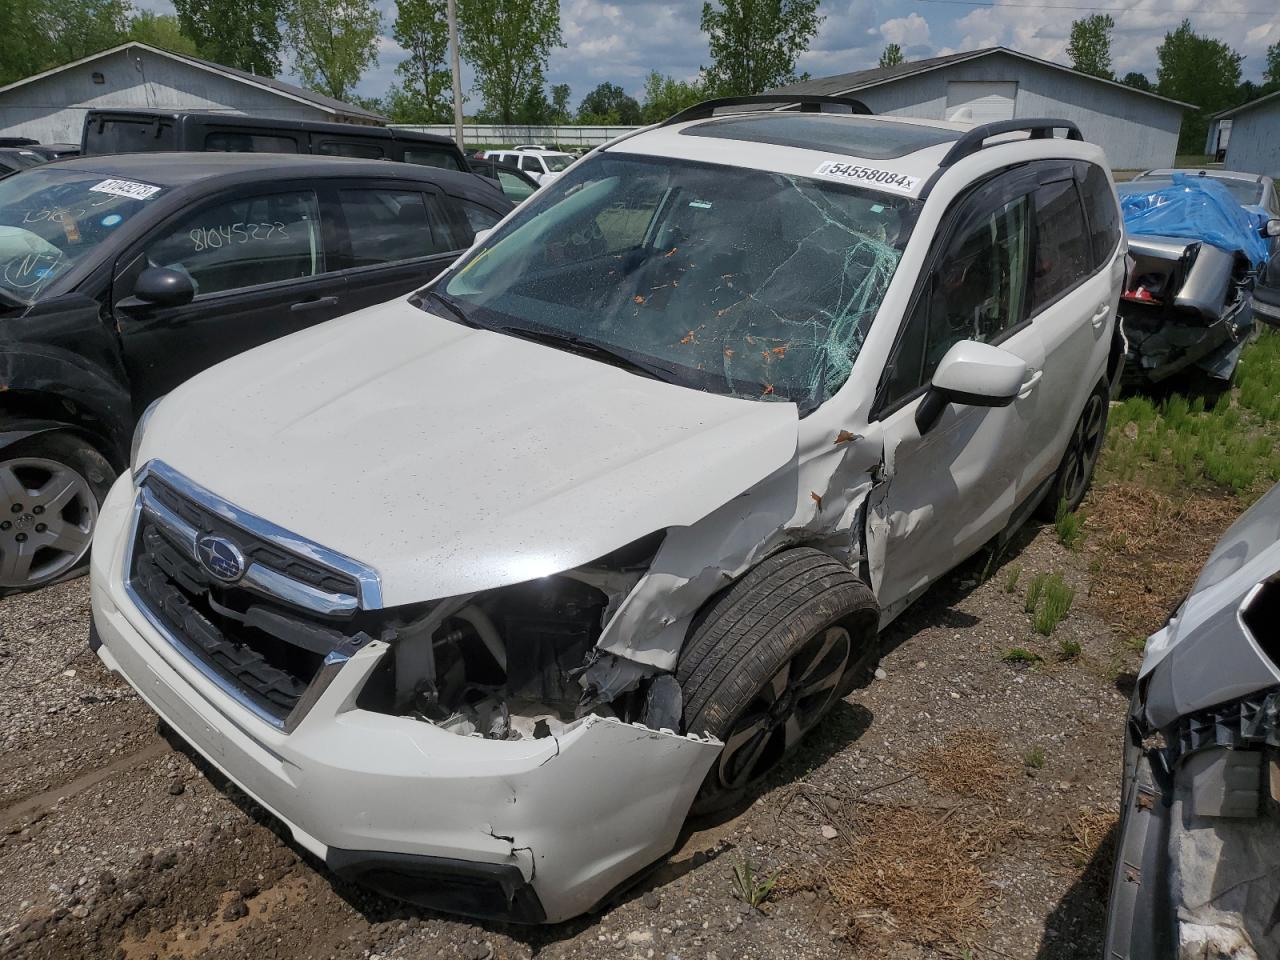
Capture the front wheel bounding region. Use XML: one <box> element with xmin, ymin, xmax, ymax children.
<box><xmin>677</xmin><ymin>548</ymin><xmax>879</xmax><ymax>815</ymax></box>
<box><xmin>0</xmin><ymin>432</ymin><xmax>115</xmax><ymax>594</ymax></box>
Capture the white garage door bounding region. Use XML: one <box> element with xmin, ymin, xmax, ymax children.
<box><xmin>945</xmin><ymin>81</ymin><xmax>1018</xmax><ymax>123</ymax></box>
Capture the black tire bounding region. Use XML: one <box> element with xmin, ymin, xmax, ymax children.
<box><xmin>1035</xmin><ymin>381</ymin><xmax>1110</xmax><ymax>522</ymax></box>
<box><xmin>0</xmin><ymin>431</ymin><xmax>115</xmax><ymax>595</ymax></box>
<box><xmin>677</xmin><ymin>547</ymin><xmax>879</xmax><ymax>815</ymax></box>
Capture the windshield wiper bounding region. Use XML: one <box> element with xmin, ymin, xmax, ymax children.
<box><xmin>494</xmin><ymin>324</ymin><xmax>676</xmax><ymax>383</ymax></box>
<box><xmin>414</xmin><ymin>289</ymin><xmax>489</xmax><ymax>329</ymax></box>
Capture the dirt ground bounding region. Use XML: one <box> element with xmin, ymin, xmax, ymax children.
<box><xmin>0</xmin><ymin>435</ymin><xmax>1254</xmax><ymax>959</ymax></box>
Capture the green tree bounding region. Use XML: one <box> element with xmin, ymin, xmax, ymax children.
<box><xmin>0</xmin><ymin>0</ymin><xmax>53</xmax><ymax>84</ymax></box>
<box><xmin>40</xmin><ymin>0</ymin><xmax>132</xmax><ymax>65</ymax></box>
<box><xmin>391</xmin><ymin>0</ymin><xmax>452</xmax><ymax>123</ymax></box>
<box><xmin>126</xmin><ymin>12</ymin><xmax>202</xmax><ymax>56</ymax></box>
<box><xmin>550</xmin><ymin>83</ymin><xmax>573</xmax><ymax>123</ymax></box>
<box><xmin>577</xmin><ymin>81</ymin><xmax>642</xmax><ymax>124</ymax></box>
<box><xmin>1067</xmin><ymin>14</ymin><xmax>1114</xmax><ymax>79</ymax></box>
<box><xmin>457</xmin><ymin>0</ymin><xmax>562</xmax><ymax>125</ymax></box>
<box><xmin>879</xmin><ymin>43</ymin><xmax>903</xmax><ymax>68</ymax></box>
<box><xmin>172</xmin><ymin>0</ymin><xmax>284</xmax><ymax>74</ymax></box>
<box><xmin>1121</xmin><ymin>71</ymin><xmax>1152</xmax><ymax>91</ymax></box>
<box><xmin>284</xmin><ymin>0</ymin><xmax>381</xmax><ymax>100</ymax></box>
<box><xmin>1157</xmin><ymin>19</ymin><xmax>1243</xmax><ymax>153</ymax></box>
<box><xmin>700</xmin><ymin>0</ymin><xmax>823</xmax><ymax>96</ymax></box>
<box><xmin>1265</xmin><ymin>42</ymin><xmax>1280</xmax><ymax>88</ymax></box>
<box><xmin>640</xmin><ymin>70</ymin><xmax>704</xmax><ymax>123</ymax></box>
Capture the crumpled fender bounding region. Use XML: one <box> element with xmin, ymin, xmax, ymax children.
<box><xmin>589</xmin><ymin>426</ymin><xmax>884</xmax><ymax>680</ymax></box>
<box><xmin>0</xmin><ymin>418</ymin><xmax>84</xmax><ymax>454</ymax></box>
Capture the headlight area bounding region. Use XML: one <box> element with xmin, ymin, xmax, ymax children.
<box><xmin>356</xmin><ymin>533</ymin><xmax>674</xmax><ymax>741</ymax></box>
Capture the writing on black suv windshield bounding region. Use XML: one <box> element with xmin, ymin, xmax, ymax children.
<box><xmin>440</xmin><ymin>153</ymin><xmax>920</xmax><ymax>409</ymax></box>
<box><xmin>0</xmin><ymin>170</ymin><xmax>166</xmax><ymax>302</ymax></box>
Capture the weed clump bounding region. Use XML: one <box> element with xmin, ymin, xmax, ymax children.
<box><xmin>1034</xmin><ymin>575</ymin><xmax>1076</xmax><ymax>636</ymax></box>
<box><xmin>1025</xmin><ymin>572</ymin><xmax>1048</xmax><ymax>614</ymax></box>
<box><xmin>1054</xmin><ymin>498</ymin><xmax>1084</xmax><ymax>550</ymax></box>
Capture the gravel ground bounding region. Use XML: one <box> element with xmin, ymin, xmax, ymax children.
<box><xmin>0</xmin><ymin>477</ymin><xmax>1204</xmax><ymax>960</ymax></box>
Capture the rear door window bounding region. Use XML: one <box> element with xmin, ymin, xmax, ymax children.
<box><xmin>144</xmin><ymin>190</ymin><xmax>323</xmax><ymax>296</ymax></box>
<box><xmin>318</xmin><ymin>141</ymin><xmax>385</xmax><ymax>160</ymax></box>
<box><xmin>1078</xmin><ymin>163</ymin><xmax>1121</xmax><ymax>270</ymax></box>
<box><xmin>518</xmin><ymin>155</ymin><xmax>543</xmax><ymax>174</ymax></box>
<box><xmin>1030</xmin><ymin>177</ymin><xmax>1091</xmax><ymax>313</ymax></box>
<box><xmin>336</xmin><ymin>188</ymin><xmax>454</xmax><ymax>268</ymax></box>
<box><xmin>205</xmin><ymin>132</ymin><xmax>299</xmax><ymax>153</ymax></box>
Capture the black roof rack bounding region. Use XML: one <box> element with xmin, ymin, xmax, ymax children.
<box><xmin>660</xmin><ymin>94</ymin><xmax>873</xmax><ymax>127</ymax></box>
<box><xmin>937</xmin><ymin>117</ymin><xmax>1083</xmax><ymax>167</ymax></box>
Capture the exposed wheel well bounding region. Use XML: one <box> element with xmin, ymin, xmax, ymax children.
<box><xmin>0</xmin><ymin>391</ymin><xmax>124</xmax><ymax>467</ymax></box>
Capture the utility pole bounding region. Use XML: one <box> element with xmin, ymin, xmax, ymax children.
<box><xmin>447</xmin><ymin>0</ymin><xmax>464</xmax><ymax>151</ymax></box>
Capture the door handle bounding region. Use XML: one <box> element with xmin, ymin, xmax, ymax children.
<box><xmin>1018</xmin><ymin>369</ymin><xmax>1043</xmax><ymax>398</ymax></box>
<box><xmin>290</xmin><ymin>296</ymin><xmax>338</xmax><ymax>314</ymax></box>
<box><xmin>1091</xmin><ymin>303</ymin><xmax>1110</xmax><ymax>329</ymax></box>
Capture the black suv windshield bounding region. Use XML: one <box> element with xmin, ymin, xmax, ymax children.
<box><xmin>0</xmin><ymin>168</ymin><xmax>168</xmax><ymax>302</ymax></box>
<box><xmin>440</xmin><ymin>153</ymin><xmax>919</xmax><ymax>409</ymax></box>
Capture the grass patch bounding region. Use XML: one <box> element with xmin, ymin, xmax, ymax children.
<box><xmin>1024</xmin><ymin>746</ymin><xmax>1046</xmax><ymax>769</ymax></box>
<box><xmin>1058</xmin><ymin>637</ymin><xmax>1083</xmax><ymax>660</ymax></box>
<box><xmin>1025</xmin><ymin>572</ymin><xmax>1048</xmax><ymax>614</ymax></box>
<box><xmin>1033</xmin><ymin>575</ymin><xmax>1075</xmax><ymax>636</ymax></box>
<box><xmin>1054</xmin><ymin>498</ymin><xmax>1084</xmax><ymax>550</ymax></box>
<box><xmin>1003</xmin><ymin>563</ymin><xmax>1022</xmax><ymax>593</ymax></box>
<box><xmin>1002</xmin><ymin>647</ymin><xmax>1043</xmax><ymax>665</ymax></box>
<box><xmin>1101</xmin><ymin>332</ymin><xmax>1280</xmax><ymax>497</ymax></box>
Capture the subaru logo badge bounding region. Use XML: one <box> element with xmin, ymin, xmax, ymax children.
<box><xmin>196</xmin><ymin>534</ymin><xmax>246</xmax><ymax>583</ymax></box>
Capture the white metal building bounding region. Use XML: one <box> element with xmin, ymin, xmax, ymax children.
<box><xmin>771</xmin><ymin>47</ymin><xmax>1192</xmax><ymax>170</ymax></box>
<box><xmin>1214</xmin><ymin>91</ymin><xmax>1280</xmax><ymax>176</ymax></box>
<box><xmin>0</xmin><ymin>42</ymin><xmax>383</xmax><ymax>145</ymax></box>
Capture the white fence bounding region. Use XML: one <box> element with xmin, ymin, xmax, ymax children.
<box><xmin>387</xmin><ymin>123</ymin><xmax>642</xmax><ymax>147</ymax></box>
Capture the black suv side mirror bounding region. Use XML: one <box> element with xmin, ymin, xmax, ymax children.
<box><xmin>132</xmin><ymin>266</ymin><xmax>195</xmax><ymax>308</ymax></box>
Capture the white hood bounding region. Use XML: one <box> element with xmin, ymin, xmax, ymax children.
<box><xmin>139</xmin><ymin>298</ymin><xmax>799</xmax><ymax>607</ymax></box>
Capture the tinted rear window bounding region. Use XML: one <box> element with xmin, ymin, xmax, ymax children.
<box><xmin>83</xmin><ymin>117</ymin><xmax>177</xmax><ymax>155</ymax></box>
<box><xmin>404</xmin><ymin>148</ymin><xmax>461</xmax><ymax>170</ymax></box>
<box><xmin>318</xmin><ymin>141</ymin><xmax>385</xmax><ymax>159</ymax></box>
<box><xmin>205</xmin><ymin>132</ymin><xmax>299</xmax><ymax>153</ymax></box>
<box><xmin>682</xmin><ymin>114</ymin><xmax>960</xmax><ymax>160</ymax></box>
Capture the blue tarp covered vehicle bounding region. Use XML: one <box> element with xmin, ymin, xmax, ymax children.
<box><xmin>1117</xmin><ymin>174</ymin><xmax>1265</xmax><ymax>387</ymax></box>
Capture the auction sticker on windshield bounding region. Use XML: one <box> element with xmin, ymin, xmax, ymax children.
<box><xmin>90</xmin><ymin>178</ymin><xmax>162</xmax><ymax>201</ymax></box>
<box><xmin>812</xmin><ymin>160</ymin><xmax>919</xmax><ymax>195</ymax></box>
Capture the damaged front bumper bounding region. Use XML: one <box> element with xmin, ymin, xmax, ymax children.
<box><xmin>89</xmin><ymin>477</ymin><xmax>721</xmax><ymax>923</ymax></box>
<box><xmin>1105</xmin><ymin>688</ymin><xmax>1280</xmax><ymax>960</ymax></box>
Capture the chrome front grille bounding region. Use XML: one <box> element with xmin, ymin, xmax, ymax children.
<box><xmin>125</xmin><ymin>460</ymin><xmax>382</xmax><ymax>730</ymax></box>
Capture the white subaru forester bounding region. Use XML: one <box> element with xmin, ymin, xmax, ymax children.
<box><xmin>90</xmin><ymin>96</ymin><xmax>1125</xmax><ymax>923</ymax></box>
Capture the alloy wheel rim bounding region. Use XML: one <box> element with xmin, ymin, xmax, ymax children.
<box><xmin>716</xmin><ymin>625</ymin><xmax>852</xmax><ymax>791</ymax></box>
<box><xmin>1062</xmin><ymin>394</ymin><xmax>1105</xmax><ymax>506</ymax></box>
<box><xmin>0</xmin><ymin>457</ymin><xmax>97</xmax><ymax>589</ymax></box>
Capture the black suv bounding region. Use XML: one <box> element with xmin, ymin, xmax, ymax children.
<box><xmin>0</xmin><ymin>152</ymin><xmax>510</xmax><ymax>592</ymax></box>
<box><xmin>82</xmin><ymin>110</ymin><xmax>470</xmax><ymax>172</ymax></box>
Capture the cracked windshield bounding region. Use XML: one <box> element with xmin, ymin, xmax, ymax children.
<box><xmin>441</xmin><ymin>153</ymin><xmax>920</xmax><ymax>410</ymax></box>
<box><xmin>0</xmin><ymin>168</ymin><xmax>167</xmax><ymax>303</ymax></box>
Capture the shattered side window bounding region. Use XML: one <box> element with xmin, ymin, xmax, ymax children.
<box><xmin>441</xmin><ymin>153</ymin><xmax>920</xmax><ymax>410</ymax></box>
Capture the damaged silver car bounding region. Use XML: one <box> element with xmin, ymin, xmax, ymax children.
<box><xmin>89</xmin><ymin>97</ymin><xmax>1124</xmax><ymax>922</ymax></box>
<box><xmin>1106</xmin><ymin>480</ymin><xmax>1280</xmax><ymax>960</ymax></box>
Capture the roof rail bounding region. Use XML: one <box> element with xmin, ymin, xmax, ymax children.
<box><xmin>660</xmin><ymin>94</ymin><xmax>873</xmax><ymax>127</ymax></box>
<box><xmin>937</xmin><ymin>117</ymin><xmax>1083</xmax><ymax>167</ymax></box>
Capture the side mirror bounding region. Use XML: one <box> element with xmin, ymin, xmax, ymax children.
<box><xmin>132</xmin><ymin>266</ymin><xmax>195</xmax><ymax>308</ymax></box>
<box><xmin>1265</xmin><ymin>219</ymin><xmax>1280</xmax><ymax>239</ymax></box>
<box><xmin>915</xmin><ymin>340</ymin><xmax>1027</xmax><ymax>434</ymax></box>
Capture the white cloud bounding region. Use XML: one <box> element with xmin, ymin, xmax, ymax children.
<box><xmin>879</xmin><ymin>12</ymin><xmax>930</xmax><ymax>48</ymax></box>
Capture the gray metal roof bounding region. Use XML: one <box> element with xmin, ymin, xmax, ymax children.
<box><xmin>770</xmin><ymin>46</ymin><xmax>1196</xmax><ymax>110</ymax></box>
<box><xmin>1213</xmin><ymin>88</ymin><xmax>1280</xmax><ymax>121</ymax></box>
<box><xmin>0</xmin><ymin>42</ymin><xmax>385</xmax><ymax>122</ymax></box>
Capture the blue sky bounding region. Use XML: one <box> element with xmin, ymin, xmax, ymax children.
<box><xmin>141</xmin><ymin>0</ymin><xmax>1280</xmax><ymax>105</ymax></box>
